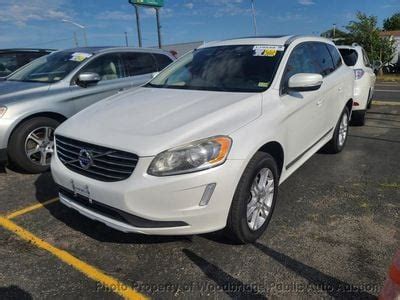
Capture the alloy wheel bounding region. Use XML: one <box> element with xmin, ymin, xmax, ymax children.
<box><xmin>247</xmin><ymin>167</ymin><xmax>275</xmax><ymax>231</ymax></box>
<box><xmin>24</xmin><ymin>126</ymin><xmax>55</xmax><ymax>166</ymax></box>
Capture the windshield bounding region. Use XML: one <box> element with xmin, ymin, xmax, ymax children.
<box><xmin>7</xmin><ymin>51</ymin><xmax>93</xmax><ymax>83</ymax></box>
<box><xmin>339</xmin><ymin>49</ymin><xmax>358</xmax><ymax>66</ymax></box>
<box><xmin>147</xmin><ymin>45</ymin><xmax>284</xmax><ymax>93</ymax></box>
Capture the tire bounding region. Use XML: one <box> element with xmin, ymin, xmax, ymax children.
<box><xmin>8</xmin><ymin>117</ymin><xmax>60</xmax><ymax>173</ymax></box>
<box><xmin>351</xmin><ymin>110</ymin><xmax>366</xmax><ymax>126</ymax></box>
<box><xmin>225</xmin><ymin>152</ymin><xmax>279</xmax><ymax>244</ymax></box>
<box><xmin>323</xmin><ymin>107</ymin><xmax>349</xmax><ymax>154</ymax></box>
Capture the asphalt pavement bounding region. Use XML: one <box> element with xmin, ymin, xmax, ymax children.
<box><xmin>0</xmin><ymin>103</ymin><xmax>399</xmax><ymax>299</ymax></box>
<box><xmin>373</xmin><ymin>81</ymin><xmax>400</xmax><ymax>102</ymax></box>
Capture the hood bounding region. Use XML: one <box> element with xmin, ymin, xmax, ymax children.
<box><xmin>57</xmin><ymin>87</ymin><xmax>262</xmax><ymax>156</ymax></box>
<box><xmin>0</xmin><ymin>80</ymin><xmax>50</xmax><ymax>104</ymax></box>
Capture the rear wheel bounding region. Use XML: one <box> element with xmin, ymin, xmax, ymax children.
<box><xmin>225</xmin><ymin>152</ymin><xmax>279</xmax><ymax>244</ymax></box>
<box><xmin>323</xmin><ymin>107</ymin><xmax>349</xmax><ymax>154</ymax></box>
<box><xmin>8</xmin><ymin>117</ymin><xmax>60</xmax><ymax>173</ymax></box>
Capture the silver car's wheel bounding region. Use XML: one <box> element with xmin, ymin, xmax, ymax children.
<box><xmin>338</xmin><ymin>113</ymin><xmax>348</xmax><ymax>147</ymax></box>
<box><xmin>9</xmin><ymin>117</ymin><xmax>60</xmax><ymax>173</ymax></box>
<box><xmin>24</xmin><ymin>126</ymin><xmax>55</xmax><ymax>166</ymax></box>
<box><xmin>247</xmin><ymin>167</ymin><xmax>275</xmax><ymax>231</ymax></box>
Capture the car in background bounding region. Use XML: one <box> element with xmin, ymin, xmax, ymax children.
<box><xmin>338</xmin><ymin>44</ymin><xmax>380</xmax><ymax>125</ymax></box>
<box><xmin>0</xmin><ymin>48</ymin><xmax>55</xmax><ymax>78</ymax></box>
<box><xmin>0</xmin><ymin>46</ymin><xmax>175</xmax><ymax>173</ymax></box>
<box><xmin>52</xmin><ymin>35</ymin><xmax>354</xmax><ymax>243</ymax></box>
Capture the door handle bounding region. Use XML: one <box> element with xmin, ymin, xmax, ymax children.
<box><xmin>316</xmin><ymin>99</ymin><xmax>324</xmax><ymax>106</ymax></box>
<box><xmin>338</xmin><ymin>87</ymin><xmax>343</xmax><ymax>93</ymax></box>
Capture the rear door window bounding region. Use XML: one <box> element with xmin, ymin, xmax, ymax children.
<box><xmin>338</xmin><ymin>49</ymin><xmax>358</xmax><ymax>66</ymax></box>
<box><xmin>122</xmin><ymin>52</ymin><xmax>158</xmax><ymax>76</ymax></box>
<box><xmin>152</xmin><ymin>53</ymin><xmax>173</xmax><ymax>71</ymax></box>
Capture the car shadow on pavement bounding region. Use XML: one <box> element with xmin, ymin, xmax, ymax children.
<box><xmin>253</xmin><ymin>243</ymin><xmax>376</xmax><ymax>299</ymax></box>
<box><xmin>34</xmin><ymin>173</ymin><xmax>191</xmax><ymax>245</ymax></box>
<box><xmin>182</xmin><ymin>249</ymin><xmax>266</xmax><ymax>299</ymax></box>
<box><xmin>0</xmin><ymin>285</ymin><xmax>32</xmax><ymax>300</ymax></box>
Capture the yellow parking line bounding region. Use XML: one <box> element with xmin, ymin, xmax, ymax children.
<box><xmin>6</xmin><ymin>198</ymin><xmax>59</xmax><ymax>219</ymax></box>
<box><xmin>0</xmin><ymin>216</ymin><xmax>147</xmax><ymax>300</ymax></box>
<box><xmin>372</xmin><ymin>100</ymin><xmax>400</xmax><ymax>106</ymax></box>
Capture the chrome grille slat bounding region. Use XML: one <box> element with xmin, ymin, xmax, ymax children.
<box><xmin>92</xmin><ymin>163</ymin><xmax>132</xmax><ymax>175</ymax></box>
<box><xmin>55</xmin><ymin>135</ymin><xmax>138</xmax><ymax>182</ymax></box>
<box><xmin>94</xmin><ymin>157</ymin><xmax>135</xmax><ymax>168</ymax></box>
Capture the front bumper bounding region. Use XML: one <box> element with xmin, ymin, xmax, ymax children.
<box><xmin>51</xmin><ymin>154</ymin><xmax>245</xmax><ymax>235</ymax></box>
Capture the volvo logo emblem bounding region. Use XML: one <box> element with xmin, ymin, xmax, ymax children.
<box><xmin>78</xmin><ymin>149</ymin><xmax>93</xmax><ymax>169</ymax></box>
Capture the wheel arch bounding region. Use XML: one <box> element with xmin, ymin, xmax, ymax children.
<box><xmin>346</xmin><ymin>98</ymin><xmax>353</xmax><ymax>116</ymax></box>
<box><xmin>7</xmin><ymin>111</ymin><xmax>67</xmax><ymax>146</ymax></box>
<box><xmin>257</xmin><ymin>141</ymin><xmax>284</xmax><ymax>176</ymax></box>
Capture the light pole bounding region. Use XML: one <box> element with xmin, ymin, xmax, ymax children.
<box><xmin>62</xmin><ymin>19</ymin><xmax>88</xmax><ymax>46</ymax></box>
<box><xmin>251</xmin><ymin>0</ymin><xmax>258</xmax><ymax>36</ymax></box>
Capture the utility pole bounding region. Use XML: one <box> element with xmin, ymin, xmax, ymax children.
<box><xmin>73</xmin><ymin>32</ymin><xmax>79</xmax><ymax>47</ymax></box>
<box><xmin>251</xmin><ymin>0</ymin><xmax>258</xmax><ymax>36</ymax></box>
<box><xmin>155</xmin><ymin>8</ymin><xmax>162</xmax><ymax>48</ymax></box>
<box><xmin>333</xmin><ymin>23</ymin><xmax>336</xmax><ymax>39</ymax></box>
<box><xmin>134</xmin><ymin>5</ymin><xmax>142</xmax><ymax>47</ymax></box>
<box><xmin>124</xmin><ymin>31</ymin><xmax>129</xmax><ymax>46</ymax></box>
<box><xmin>62</xmin><ymin>19</ymin><xmax>88</xmax><ymax>46</ymax></box>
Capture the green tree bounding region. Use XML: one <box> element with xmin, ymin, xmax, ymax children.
<box><xmin>383</xmin><ymin>12</ymin><xmax>400</xmax><ymax>30</ymax></box>
<box><xmin>346</xmin><ymin>12</ymin><xmax>396</xmax><ymax>65</ymax></box>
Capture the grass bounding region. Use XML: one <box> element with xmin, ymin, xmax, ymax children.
<box><xmin>377</xmin><ymin>74</ymin><xmax>400</xmax><ymax>82</ymax></box>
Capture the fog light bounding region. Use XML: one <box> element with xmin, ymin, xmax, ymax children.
<box><xmin>199</xmin><ymin>183</ymin><xmax>216</xmax><ymax>206</ymax></box>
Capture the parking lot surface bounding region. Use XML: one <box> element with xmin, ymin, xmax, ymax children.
<box><xmin>1</xmin><ymin>104</ymin><xmax>399</xmax><ymax>299</ymax></box>
<box><xmin>374</xmin><ymin>81</ymin><xmax>400</xmax><ymax>103</ymax></box>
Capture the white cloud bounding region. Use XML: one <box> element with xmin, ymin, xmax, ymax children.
<box><xmin>0</xmin><ymin>0</ymin><xmax>71</xmax><ymax>26</ymax></box>
<box><xmin>184</xmin><ymin>2</ymin><xmax>194</xmax><ymax>10</ymax></box>
<box><xmin>298</xmin><ymin>0</ymin><xmax>315</xmax><ymax>5</ymax></box>
<box><xmin>96</xmin><ymin>11</ymin><xmax>132</xmax><ymax>21</ymax></box>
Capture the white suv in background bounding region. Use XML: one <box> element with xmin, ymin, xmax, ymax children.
<box><xmin>51</xmin><ymin>36</ymin><xmax>354</xmax><ymax>243</ymax></box>
<box><xmin>338</xmin><ymin>44</ymin><xmax>378</xmax><ymax>125</ymax></box>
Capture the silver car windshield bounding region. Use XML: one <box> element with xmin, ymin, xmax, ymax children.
<box><xmin>7</xmin><ymin>51</ymin><xmax>92</xmax><ymax>83</ymax></box>
<box><xmin>147</xmin><ymin>45</ymin><xmax>284</xmax><ymax>93</ymax></box>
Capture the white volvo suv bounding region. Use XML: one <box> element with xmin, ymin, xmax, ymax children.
<box><xmin>51</xmin><ymin>36</ymin><xmax>354</xmax><ymax>243</ymax></box>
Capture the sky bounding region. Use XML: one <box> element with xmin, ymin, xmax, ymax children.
<box><xmin>0</xmin><ymin>0</ymin><xmax>399</xmax><ymax>50</ymax></box>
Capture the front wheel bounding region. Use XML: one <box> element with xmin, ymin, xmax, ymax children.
<box><xmin>8</xmin><ymin>117</ymin><xmax>60</xmax><ymax>173</ymax></box>
<box><xmin>225</xmin><ymin>152</ymin><xmax>279</xmax><ymax>244</ymax></box>
<box><xmin>323</xmin><ymin>107</ymin><xmax>349</xmax><ymax>154</ymax></box>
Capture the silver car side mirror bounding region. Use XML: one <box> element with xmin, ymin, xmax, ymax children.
<box><xmin>77</xmin><ymin>72</ymin><xmax>100</xmax><ymax>87</ymax></box>
<box><xmin>288</xmin><ymin>73</ymin><xmax>323</xmax><ymax>92</ymax></box>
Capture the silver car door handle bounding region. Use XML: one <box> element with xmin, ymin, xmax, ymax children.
<box><xmin>316</xmin><ymin>99</ymin><xmax>323</xmax><ymax>106</ymax></box>
<box><xmin>338</xmin><ymin>87</ymin><xmax>343</xmax><ymax>93</ymax></box>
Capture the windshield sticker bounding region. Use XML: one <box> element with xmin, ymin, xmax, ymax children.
<box><xmin>253</xmin><ymin>45</ymin><xmax>284</xmax><ymax>57</ymax></box>
<box><xmin>258</xmin><ymin>82</ymin><xmax>270</xmax><ymax>88</ymax></box>
<box><xmin>69</xmin><ymin>52</ymin><xmax>92</xmax><ymax>62</ymax></box>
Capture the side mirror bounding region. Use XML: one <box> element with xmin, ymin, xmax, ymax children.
<box><xmin>77</xmin><ymin>72</ymin><xmax>100</xmax><ymax>87</ymax></box>
<box><xmin>288</xmin><ymin>73</ymin><xmax>323</xmax><ymax>92</ymax></box>
<box><xmin>372</xmin><ymin>60</ymin><xmax>382</xmax><ymax>71</ymax></box>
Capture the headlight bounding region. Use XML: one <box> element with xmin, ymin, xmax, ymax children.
<box><xmin>148</xmin><ymin>136</ymin><xmax>232</xmax><ymax>176</ymax></box>
<box><xmin>0</xmin><ymin>106</ymin><xmax>7</xmax><ymax>118</ymax></box>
